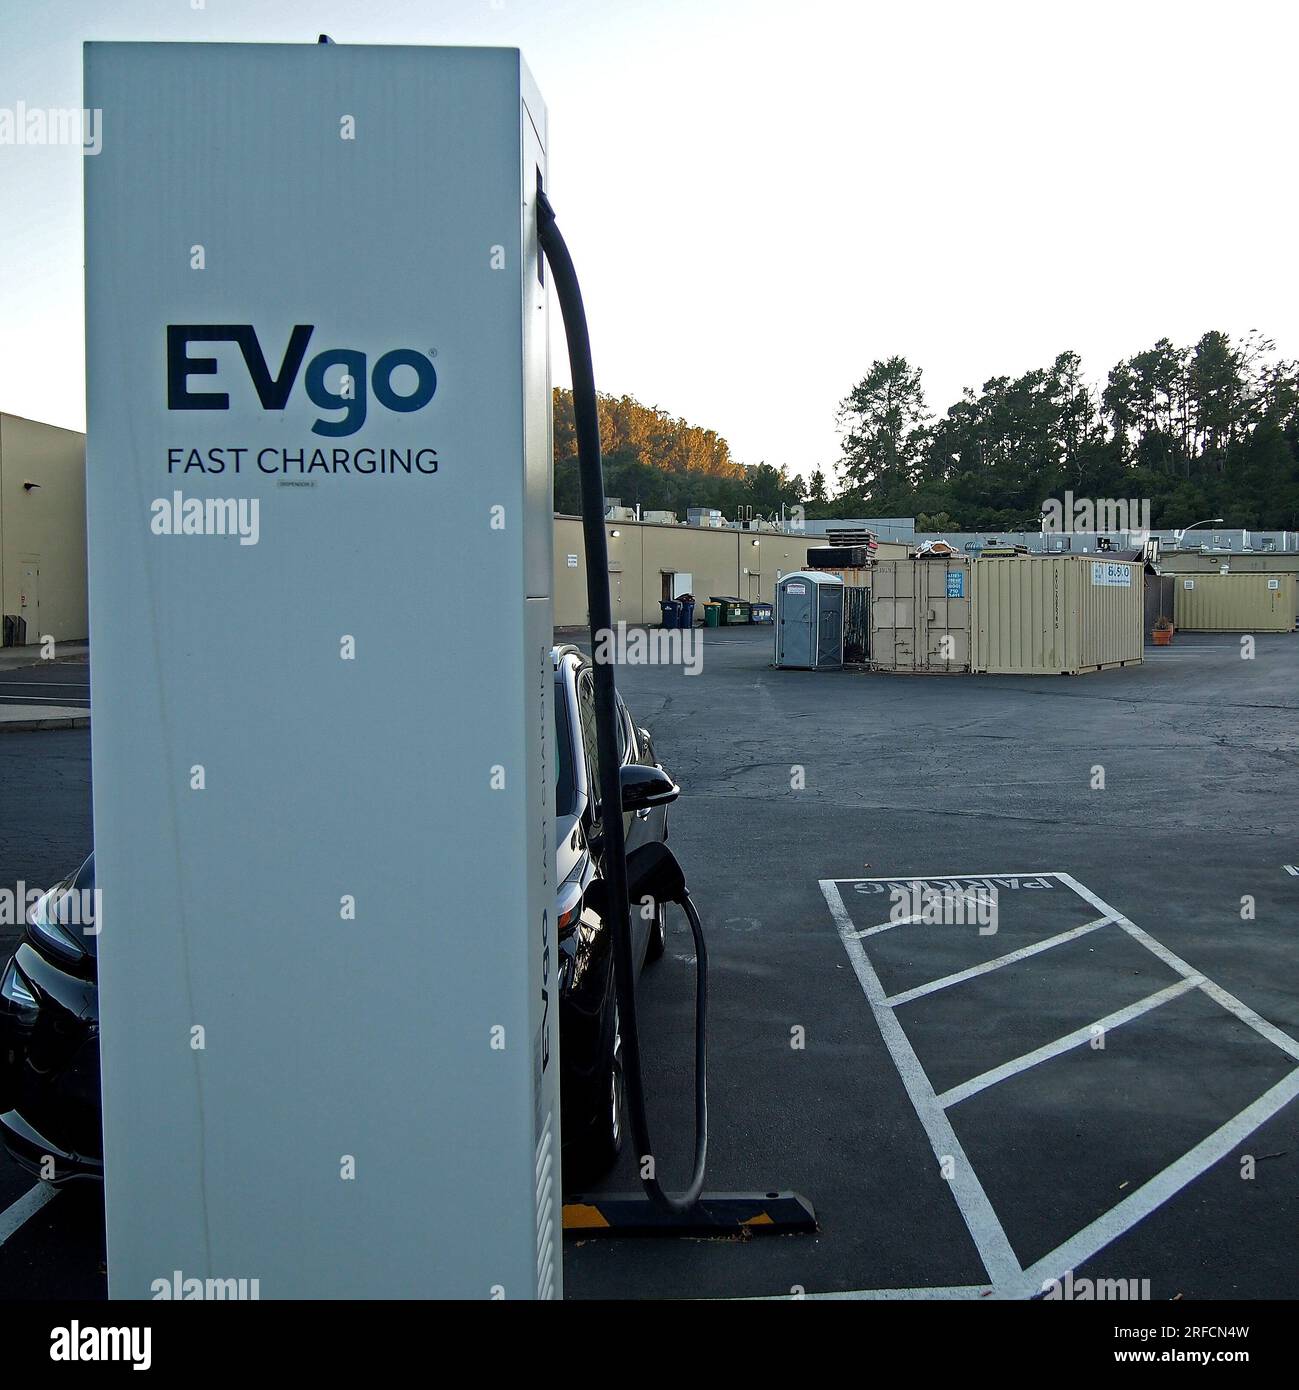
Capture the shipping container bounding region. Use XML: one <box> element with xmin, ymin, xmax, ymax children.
<box><xmin>1173</xmin><ymin>572</ymin><xmax>1297</xmax><ymax>632</ymax></box>
<box><xmin>974</xmin><ymin>555</ymin><xmax>1142</xmax><ymax>674</ymax></box>
<box><xmin>812</xmin><ymin>564</ymin><xmax>873</xmax><ymax>589</ymax></box>
<box><xmin>868</xmin><ymin>555</ymin><xmax>1142</xmax><ymax>674</ymax></box>
<box><xmin>869</xmin><ymin>556</ymin><xmax>971</xmax><ymax>671</ymax></box>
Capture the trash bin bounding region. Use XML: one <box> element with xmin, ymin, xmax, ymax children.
<box><xmin>659</xmin><ymin>599</ymin><xmax>680</xmax><ymax>628</ymax></box>
<box><xmin>678</xmin><ymin>596</ymin><xmax>696</xmax><ymax>628</ymax></box>
<box><xmin>714</xmin><ymin>598</ymin><xmax>749</xmax><ymax>625</ymax></box>
<box><xmin>704</xmin><ymin>603</ymin><xmax>721</xmax><ymax>628</ymax></box>
<box><xmin>749</xmin><ymin>602</ymin><xmax>773</xmax><ymax>624</ymax></box>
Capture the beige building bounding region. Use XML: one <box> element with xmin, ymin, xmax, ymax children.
<box><xmin>553</xmin><ymin>515</ymin><xmax>909</xmax><ymax>627</ymax></box>
<box><xmin>0</xmin><ymin>413</ymin><xmax>88</xmax><ymax>645</ymax></box>
<box><xmin>1160</xmin><ymin>550</ymin><xmax>1299</xmax><ymax>575</ymax></box>
<box><xmin>3</xmin><ymin>421</ymin><xmax>916</xmax><ymax>643</ymax></box>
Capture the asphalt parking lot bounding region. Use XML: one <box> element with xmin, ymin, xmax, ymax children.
<box><xmin>1</xmin><ymin>627</ymin><xmax>1296</xmax><ymax>1299</ymax></box>
<box><xmin>0</xmin><ymin>660</ymin><xmax>91</xmax><ymax>711</ymax></box>
<box><xmin>563</xmin><ymin>624</ymin><xmax>1299</xmax><ymax>1300</ymax></box>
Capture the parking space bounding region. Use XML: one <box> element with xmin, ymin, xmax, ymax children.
<box><xmin>823</xmin><ymin>871</ymin><xmax>1299</xmax><ymax>1296</ymax></box>
<box><xmin>1</xmin><ymin>625</ymin><xmax>1297</xmax><ymax>1298</ymax></box>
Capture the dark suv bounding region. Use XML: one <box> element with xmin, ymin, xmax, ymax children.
<box><xmin>553</xmin><ymin>643</ymin><xmax>674</xmax><ymax>1176</ymax></box>
<box><xmin>0</xmin><ymin>643</ymin><xmax>675</xmax><ymax>1187</ymax></box>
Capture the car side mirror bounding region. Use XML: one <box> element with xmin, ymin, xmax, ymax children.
<box><xmin>619</xmin><ymin>763</ymin><xmax>679</xmax><ymax>812</ymax></box>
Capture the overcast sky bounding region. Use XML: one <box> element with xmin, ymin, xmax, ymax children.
<box><xmin>2</xmin><ymin>0</ymin><xmax>1296</xmax><ymax>481</ymax></box>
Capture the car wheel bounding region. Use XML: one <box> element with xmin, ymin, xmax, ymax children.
<box><xmin>646</xmin><ymin>899</ymin><xmax>667</xmax><ymax>962</ymax></box>
<box><xmin>569</xmin><ymin>998</ymin><xmax>624</xmax><ymax>1179</ymax></box>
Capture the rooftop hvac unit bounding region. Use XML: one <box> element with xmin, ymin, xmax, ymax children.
<box><xmin>808</xmin><ymin>545</ymin><xmax>868</xmax><ymax>568</ymax></box>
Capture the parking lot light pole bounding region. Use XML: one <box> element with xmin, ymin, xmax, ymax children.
<box><xmin>1175</xmin><ymin>516</ymin><xmax>1224</xmax><ymax>547</ymax></box>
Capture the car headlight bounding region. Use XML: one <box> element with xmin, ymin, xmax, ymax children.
<box><xmin>26</xmin><ymin>889</ymin><xmax>87</xmax><ymax>965</ymax></box>
<box><xmin>556</xmin><ymin>879</ymin><xmax>584</xmax><ymax>938</ymax></box>
<box><xmin>0</xmin><ymin>958</ymin><xmax>39</xmax><ymax>1021</ymax></box>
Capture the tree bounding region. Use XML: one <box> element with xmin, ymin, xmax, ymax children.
<box><xmin>836</xmin><ymin>357</ymin><xmax>930</xmax><ymax>501</ymax></box>
<box><xmin>557</xmin><ymin>332</ymin><xmax>1299</xmax><ymax>532</ymax></box>
<box><xmin>552</xmin><ymin>387</ymin><xmax>748</xmax><ymax>516</ymax></box>
<box><xmin>740</xmin><ymin>462</ymin><xmax>802</xmax><ymax>516</ymax></box>
<box><xmin>1190</xmin><ymin>330</ymin><xmax>1245</xmax><ymax>467</ymax></box>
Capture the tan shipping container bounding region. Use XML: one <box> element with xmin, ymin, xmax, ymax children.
<box><xmin>1173</xmin><ymin>572</ymin><xmax>1297</xmax><ymax>632</ymax></box>
<box><xmin>869</xmin><ymin>555</ymin><xmax>1142</xmax><ymax>674</ymax></box>
<box><xmin>810</xmin><ymin>565</ymin><xmax>874</xmax><ymax>589</ymax></box>
<box><xmin>973</xmin><ymin>555</ymin><xmax>1143</xmax><ymax>674</ymax></box>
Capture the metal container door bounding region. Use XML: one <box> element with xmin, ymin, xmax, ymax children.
<box><xmin>870</xmin><ymin>559</ymin><xmax>914</xmax><ymax>669</ymax></box>
<box><xmin>917</xmin><ymin>559</ymin><xmax>969</xmax><ymax>670</ymax></box>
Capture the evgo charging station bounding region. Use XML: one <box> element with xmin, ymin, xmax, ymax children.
<box><xmin>84</xmin><ymin>42</ymin><xmax>560</xmax><ymax>1298</ymax></box>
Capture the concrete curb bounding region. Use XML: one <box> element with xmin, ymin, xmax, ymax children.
<box><xmin>0</xmin><ymin>713</ymin><xmax>91</xmax><ymax>732</ymax></box>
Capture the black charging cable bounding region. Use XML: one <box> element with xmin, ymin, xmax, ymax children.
<box><xmin>537</xmin><ymin>190</ymin><xmax>707</xmax><ymax>1212</ymax></box>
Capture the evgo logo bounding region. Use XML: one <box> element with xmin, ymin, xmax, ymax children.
<box><xmin>166</xmin><ymin>324</ymin><xmax>437</xmax><ymax>437</ymax></box>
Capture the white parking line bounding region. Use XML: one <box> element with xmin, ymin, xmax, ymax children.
<box><xmin>1058</xmin><ymin>873</ymin><xmax>1299</xmax><ymax>1064</ymax></box>
<box><xmin>1015</xmin><ymin>1065</ymin><xmax>1299</xmax><ymax>1300</ymax></box>
<box><xmin>936</xmin><ymin>976</ymin><xmax>1203</xmax><ymax>1109</ymax></box>
<box><xmin>822</xmin><ymin>871</ymin><xmax>1299</xmax><ymax>1299</ymax></box>
<box><xmin>846</xmin><ymin>913</ymin><xmax>923</xmax><ymax>939</ymax></box>
<box><xmin>822</xmin><ymin>879</ymin><xmax>1024</xmax><ymax>1288</ymax></box>
<box><xmin>884</xmin><ymin>916</ymin><xmax>1114</xmax><ymax>1008</ymax></box>
<box><xmin>0</xmin><ymin>1183</ymin><xmax>57</xmax><ymax>1246</ymax></box>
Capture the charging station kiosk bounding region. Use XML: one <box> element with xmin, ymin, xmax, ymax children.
<box><xmin>84</xmin><ymin>42</ymin><xmax>559</xmax><ymax>1298</ymax></box>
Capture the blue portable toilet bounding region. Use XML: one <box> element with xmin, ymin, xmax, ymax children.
<box><xmin>775</xmin><ymin>571</ymin><xmax>844</xmax><ymax>669</ymax></box>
